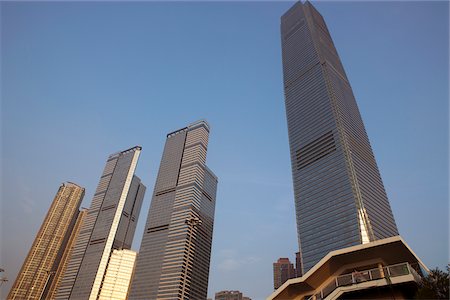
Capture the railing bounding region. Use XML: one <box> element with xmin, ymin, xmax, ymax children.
<box><xmin>306</xmin><ymin>262</ymin><xmax>420</xmax><ymax>300</ymax></box>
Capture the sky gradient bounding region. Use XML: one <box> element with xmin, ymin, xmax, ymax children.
<box><xmin>1</xmin><ymin>1</ymin><xmax>448</xmax><ymax>299</ymax></box>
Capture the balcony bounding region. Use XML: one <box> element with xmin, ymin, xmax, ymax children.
<box><xmin>308</xmin><ymin>262</ymin><xmax>422</xmax><ymax>300</ymax></box>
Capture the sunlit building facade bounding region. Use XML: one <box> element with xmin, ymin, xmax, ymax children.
<box><xmin>47</xmin><ymin>209</ymin><xmax>88</xmax><ymax>299</ymax></box>
<box><xmin>8</xmin><ymin>182</ymin><xmax>85</xmax><ymax>300</ymax></box>
<box><xmin>281</xmin><ymin>1</ymin><xmax>398</xmax><ymax>274</ymax></box>
<box><xmin>129</xmin><ymin>120</ymin><xmax>218</xmax><ymax>300</ymax></box>
<box><xmin>98</xmin><ymin>249</ymin><xmax>137</xmax><ymax>300</ymax></box>
<box><xmin>55</xmin><ymin>146</ymin><xmax>145</xmax><ymax>299</ymax></box>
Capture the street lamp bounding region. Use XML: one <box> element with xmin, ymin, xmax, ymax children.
<box><xmin>180</xmin><ymin>217</ymin><xmax>202</xmax><ymax>299</ymax></box>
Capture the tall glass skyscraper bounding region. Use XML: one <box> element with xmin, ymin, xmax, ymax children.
<box><xmin>55</xmin><ymin>146</ymin><xmax>145</xmax><ymax>299</ymax></box>
<box><xmin>280</xmin><ymin>1</ymin><xmax>398</xmax><ymax>273</ymax></box>
<box><xmin>8</xmin><ymin>182</ymin><xmax>85</xmax><ymax>300</ymax></box>
<box><xmin>129</xmin><ymin>120</ymin><xmax>218</xmax><ymax>300</ymax></box>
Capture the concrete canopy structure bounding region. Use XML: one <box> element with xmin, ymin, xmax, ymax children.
<box><xmin>280</xmin><ymin>1</ymin><xmax>399</xmax><ymax>274</ymax></box>
<box><xmin>267</xmin><ymin>236</ymin><xmax>428</xmax><ymax>300</ymax></box>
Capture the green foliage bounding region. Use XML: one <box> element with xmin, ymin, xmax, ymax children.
<box><xmin>415</xmin><ymin>266</ymin><xmax>449</xmax><ymax>299</ymax></box>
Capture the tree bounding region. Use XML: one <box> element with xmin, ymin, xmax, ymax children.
<box><xmin>415</xmin><ymin>266</ymin><xmax>449</xmax><ymax>299</ymax></box>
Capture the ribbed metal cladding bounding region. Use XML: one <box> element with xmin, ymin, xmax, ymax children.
<box><xmin>8</xmin><ymin>182</ymin><xmax>85</xmax><ymax>300</ymax></box>
<box><xmin>281</xmin><ymin>1</ymin><xmax>398</xmax><ymax>274</ymax></box>
<box><xmin>129</xmin><ymin>120</ymin><xmax>218</xmax><ymax>300</ymax></box>
<box><xmin>54</xmin><ymin>147</ymin><xmax>145</xmax><ymax>300</ymax></box>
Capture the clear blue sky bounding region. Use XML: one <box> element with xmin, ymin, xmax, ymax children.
<box><xmin>1</xmin><ymin>1</ymin><xmax>448</xmax><ymax>299</ymax></box>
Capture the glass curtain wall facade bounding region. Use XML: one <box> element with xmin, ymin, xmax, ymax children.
<box><xmin>8</xmin><ymin>182</ymin><xmax>85</xmax><ymax>300</ymax></box>
<box><xmin>280</xmin><ymin>1</ymin><xmax>398</xmax><ymax>273</ymax></box>
<box><xmin>129</xmin><ymin>120</ymin><xmax>218</xmax><ymax>300</ymax></box>
<box><xmin>54</xmin><ymin>146</ymin><xmax>145</xmax><ymax>300</ymax></box>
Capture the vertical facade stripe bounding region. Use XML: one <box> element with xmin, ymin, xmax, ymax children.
<box><xmin>88</xmin><ymin>150</ymin><xmax>140</xmax><ymax>299</ymax></box>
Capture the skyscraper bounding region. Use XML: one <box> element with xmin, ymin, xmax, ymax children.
<box><xmin>273</xmin><ymin>258</ymin><xmax>296</xmax><ymax>290</ymax></box>
<box><xmin>129</xmin><ymin>120</ymin><xmax>218</xmax><ymax>300</ymax></box>
<box><xmin>280</xmin><ymin>1</ymin><xmax>398</xmax><ymax>273</ymax></box>
<box><xmin>8</xmin><ymin>182</ymin><xmax>85</xmax><ymax>300</ymax></box>
<box><xmin>47</xmin><ymin>209</ymin><xmax>88</xmax><ymax>300</ymax></box>
<box><xmin>55</xmin><ymin>146</ymin><xmax>145</xmax><ymax>299</ymax></box>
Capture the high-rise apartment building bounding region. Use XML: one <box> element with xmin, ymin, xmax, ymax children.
<box><xmin>8</xmin><ymin>182</ymin><xmax>85</xmax><ymax>300</ymax></box>
<box><xmin>129</xmin><ymin>120</ymin><xmax>218</xmax><ymax>300</ymax></box>
<box><xmin>55</xmin><ymin>146</ymin><xmax>145</xmax><ymax>299</ymax></box>
<box><xmin>273</xmin><ymin>258</ymin><xmax>296</xmax><ymax>289</ymax></box>
<box><xmin>280</xmin><ymin>1</ymin><xmax>398</xmax><ymax>273</ymax></box>
<box><xmin>46</xmin><ymin>209</ymin><xmax>88</xmax><ymax>299</ymax></box>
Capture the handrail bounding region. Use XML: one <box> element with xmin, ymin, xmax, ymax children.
<box><xmin>306</xmin><ymin>262</ymin><xmax>420</xmax><ymax>300</ymax></box>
